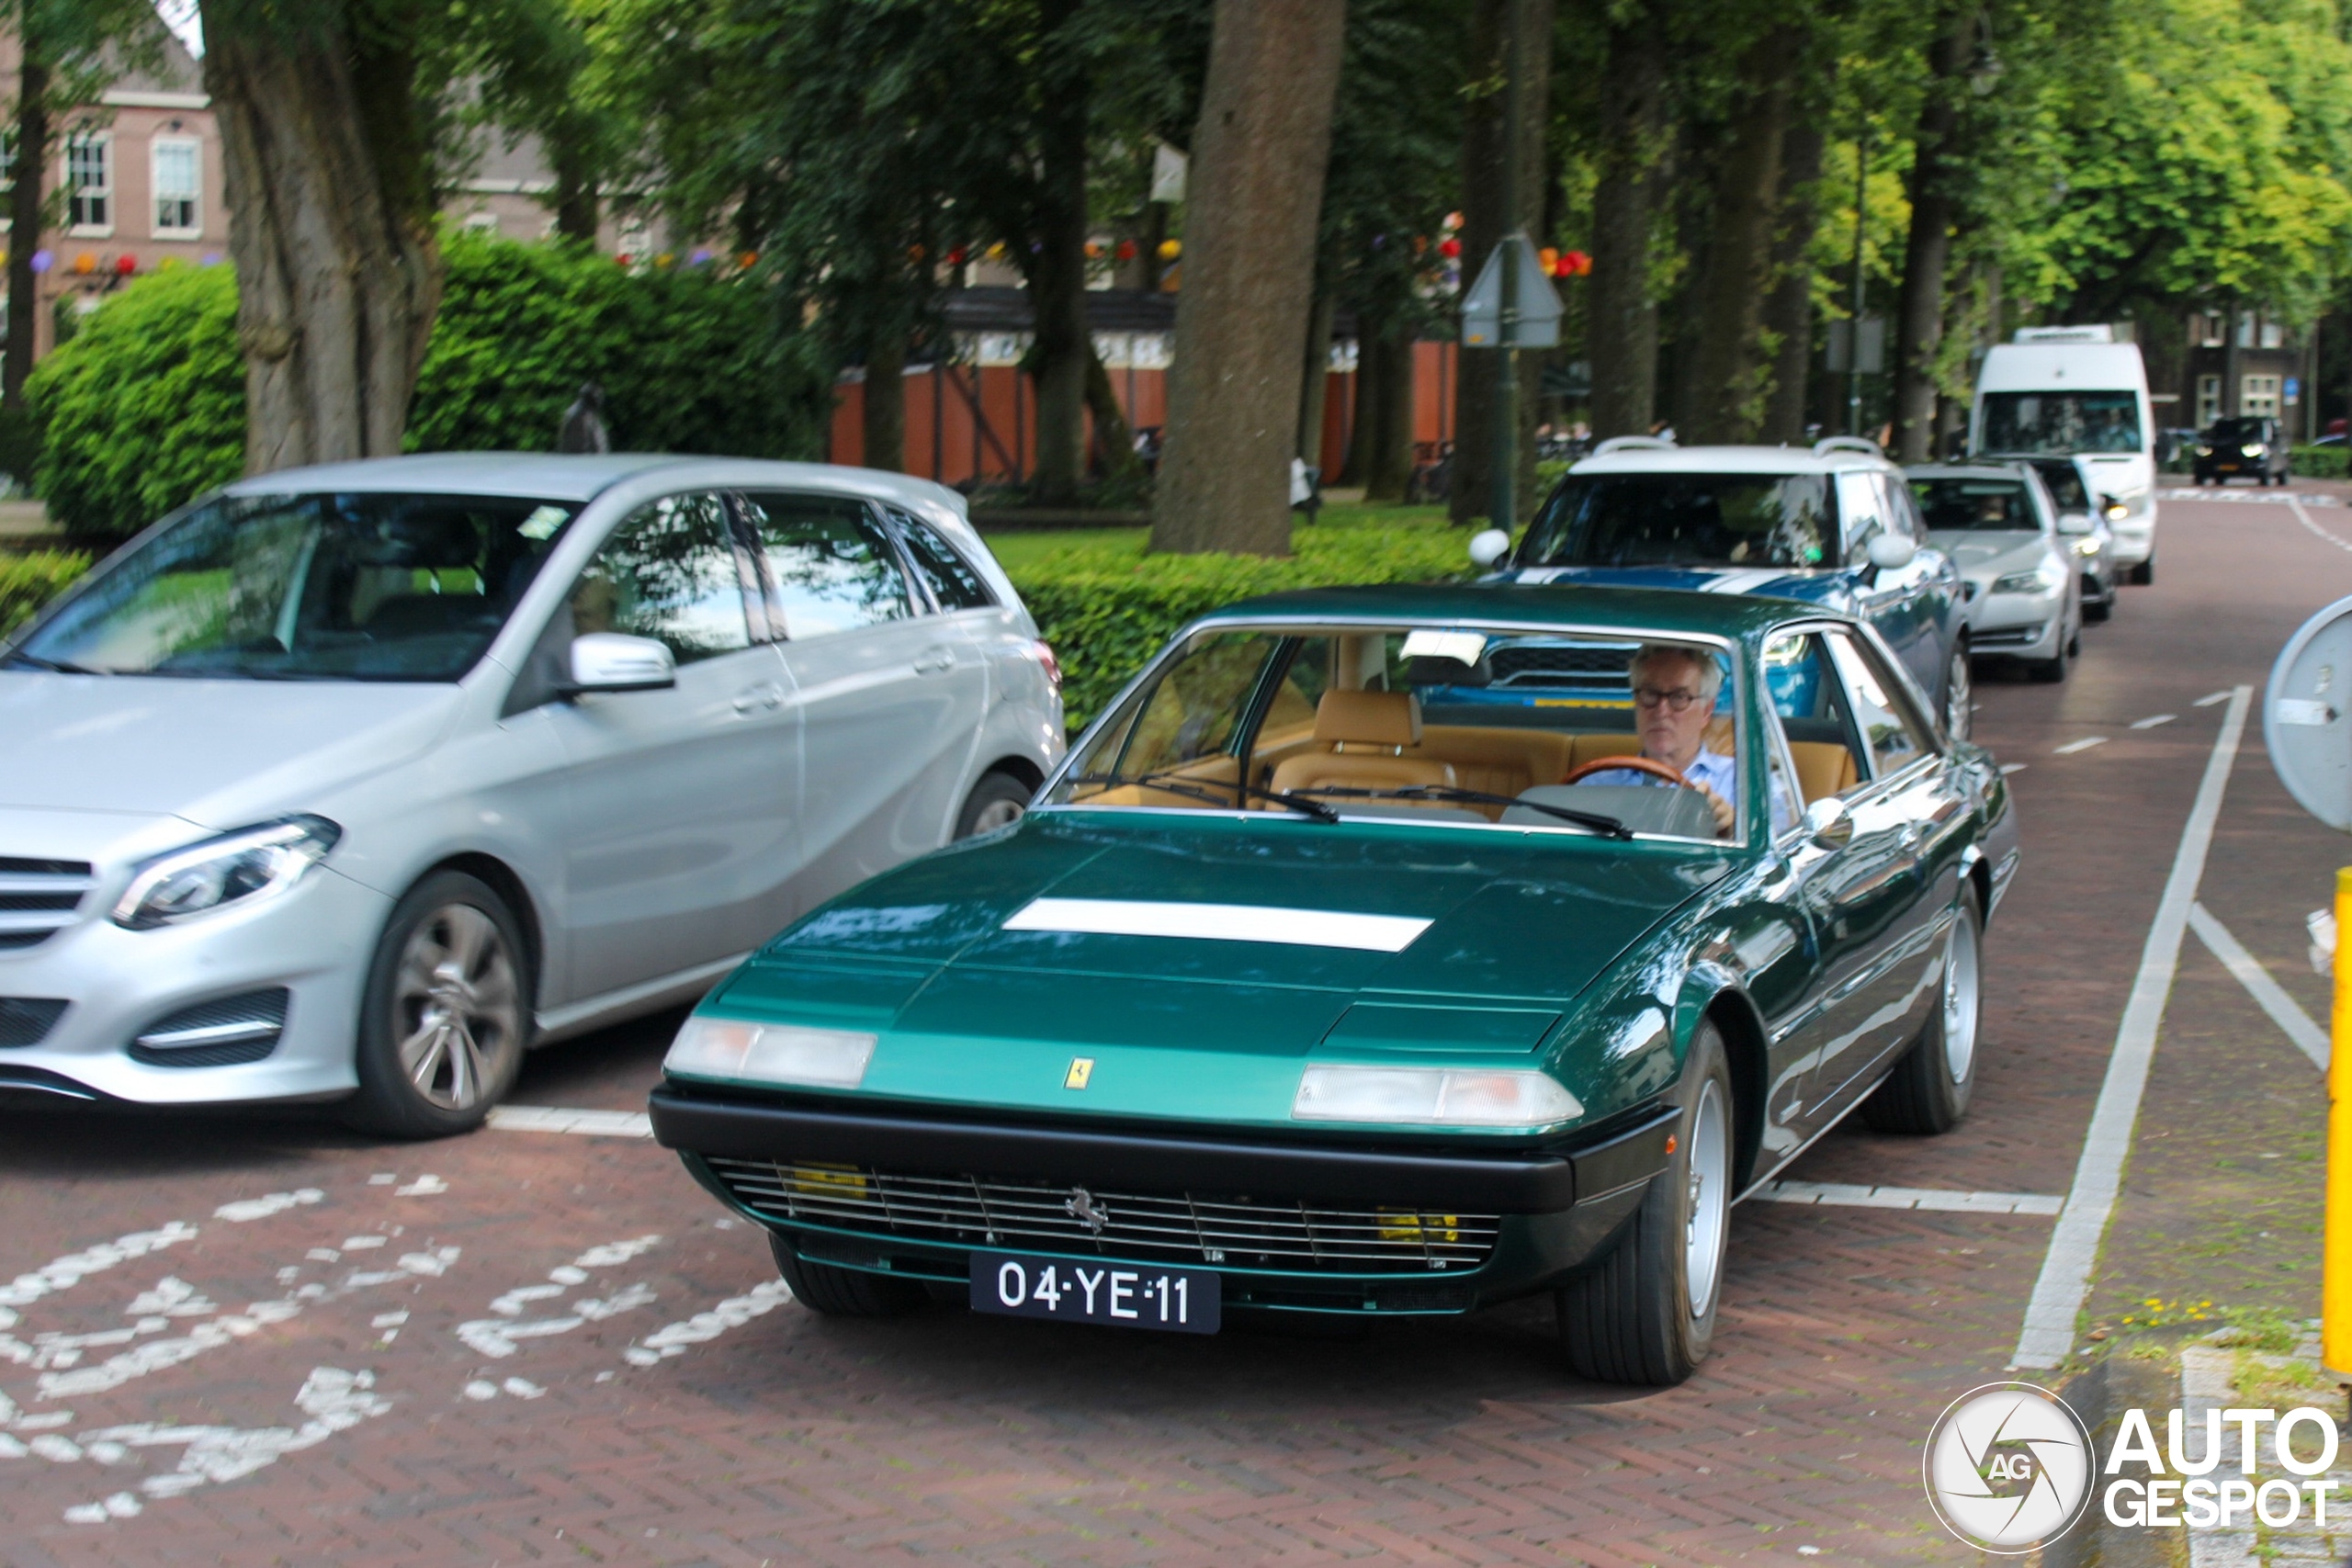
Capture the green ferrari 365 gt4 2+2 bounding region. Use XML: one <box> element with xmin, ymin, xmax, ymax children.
<box><xmin>649</xmin><ymin>582</ymin><xmax>2018</xmax><ymax>1385</ymax></box>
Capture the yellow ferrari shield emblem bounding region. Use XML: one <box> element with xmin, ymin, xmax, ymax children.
<box><xmin>1064</xmin><ymin>1057</ymin><xmax>1094</xmax><ymax>1089</ymax></box>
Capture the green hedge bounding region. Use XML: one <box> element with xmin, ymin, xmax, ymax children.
<box><xmin>2294</xmin><ymin>446</ymin><xmax>2350</xmax><ymax>479</ymax></box>
<box><xmin>27</xmin><ymin>234</ymin><xmax>830</xmax><ymax>538</ymax></box>
<box><xmin>0</xmin><ymin>549</ymin><xmax>93</xmax><ymax>638</ymax></box>
<box><xmin>1007</xmin><ymin>521</ymin><xmax>1476</xmax><ymax>729</ymax></box>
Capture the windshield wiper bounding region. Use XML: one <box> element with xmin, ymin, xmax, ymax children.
<box><xmin>1065</xmin><ymin>771</ymin><xmax>1341</xmax><ymax>823</ymax></box>
<box><xmin>1294</xmin><ymin>784</ymin><xmax>1635</xmax><ymax>839</ymax></box>
<box><xmin>3</xmin><ymin>649</ymin><xmax>106</xmax><ymax>675</ymax></box>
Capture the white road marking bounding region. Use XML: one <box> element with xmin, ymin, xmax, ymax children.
<box><xmin>455</xmin><ymin>1235</ymin><xmax>663</xmax><ymax>1359</ymax></box>
<box><xmin>342</xmin><ymin>1235</ymin><xmax>386</xmax><ymax>1251</ymax></box>
<box><xmin>2132</xmin><ymin>714</ymin><xmax>2177</xmax><ymax>729</ymax></box>
<box><xmin>62</xmin><ymin>1366</ymin><xmax>390</xmax><ymax>1523</ymax></box>
<box><xmin>463</xmin><ymin>1380</ymin><xmax>498</xmax><ymax>1401</ymax></box>
<box><xmin>368</xmin><ymin>1174</ymin><xmax>396</xmax><ymax>1185</ymax></box>
<box><xmin>1754</xmin><ymin>1180</ymin><xmax>2064</xmax><ymax>1215</ymax></box>
<box><xmin>623</xmin><ymin>1279</ymin><xmax>795</xmax><ymax>1367</ymax></box>
<box><xmin>212</xmin><ymin>1190</ymin><xmax>322</xmax><ymax>1224</ymax></box>
<box><xmin>2289</xmin><ymin>495</ymin><xmax>2352</xmax><ymax>553</ymax></box>
<box><xmin>2156</xmin><ymin>487</ymin><xmax>2341</xmax><ymax>506</ymax></box>
<box><xmin>2195</xmin><ymin>691</ymin><xmax>2233</xmax><ymax>706</ymax></box>
<box><xmin>1999</xmin><ymin>762</ymin><xmax>2028</xmax><ymax>775</ymax></box>
<box><xmin>393</xmin><ymin>1175</ymin><xmax>447</xmax><ymax>1197</ymax></box>
<box><xmin>501</xmin><ymin>1377</ymin><xmax>546</xmax><ymax>1399</ymax></box>
<box><xmin>487</xmin><ymin>1105</ymin><xmax>655</xmax><ymax>1138</ymax></box>
<box><xmin>2013</xmin><ymin>685</ymin><xmax>2253</xmax><ymax>1370</ymax></box>
<box><xmin>2187</xmin><ymin>902</ymin><xmax>2329</xmax><ymax>1071</ymax></box>
<box><xmin>0</xmin><ymin>1224</ymin><xmax>198</xmax><ymax>1323</ymax></box>
<box><xmin>2053</xmin><ymin>737</ymin><xmax>2109</xmax><ymax>755</ymax></box>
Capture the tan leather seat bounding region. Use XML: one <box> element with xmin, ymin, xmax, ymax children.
<box><xmin>1787</xmin><ymin>740</ymin><xmax>1860</xmax><ymax>803</ymax></box>
<box><xmin>1270</xmin><ymin>691</ymin><xmax>1457</xmax><ymax>798</ymax></box>
<box><xmin>1408</xmin><ymin>726</ymin><xmax>1573</xmax><ymax>798</ymax></box>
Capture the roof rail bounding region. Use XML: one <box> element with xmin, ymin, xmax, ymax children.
<box><xmin>1592</xmin><ymin>435</ymin><xmax>1677</xmax><ymax>456</ymax></box>
<box><xmin>1811</xmin><ymin>436</ymin><xmax>1884</xmax><ymax>459</ymax></box>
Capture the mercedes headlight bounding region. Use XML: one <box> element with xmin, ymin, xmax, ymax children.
<box><xmin>2073</xmin><ymin>538</ymin><xmax>2100</xmax><ymax>557</ymax></box>
<box><xmin>663</xmin><ymin>1016</ymin><xmax>876</xmax><ymax>1089</ymax></box>
<box><xmin>2195</xmin><ymin>445</ymin><xmax>2212</xmax><ymax>457</ymax></box>
<box><xmin>1292</xmin><ymin>1065</ymin><xmax>1582</xmax><ymax>1127</ymax></box>
<box><xmin>2245</xmin><ymin>444</ymin><xmax>2267</xmax><ymax>457</ymax></box>
<box><xmin>111</xmin><ymin>815</ymin><xmax>342</xmax><ymax>930</ymax></box>
<box><xmin>1991</xmin><ymin>564</ymin><xmax>2064</xmax><ymax>595</ymax></box>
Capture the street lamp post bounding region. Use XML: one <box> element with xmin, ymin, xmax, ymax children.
<box><xmin>1848</xmin><ymin>130</ymin><xmax>1868</xmax><ymax>438</ymax></box>
<box><xmin>1492</xmin><ymin>0</ymin><xmax>1524</xmax><ymax>533</ymax></box>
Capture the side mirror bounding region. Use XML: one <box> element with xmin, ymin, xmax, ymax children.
<box><xmin>1864</xmin><ymin>533</ymin><xmax>1917</xmax><ymax>571</ymax></box>
<box><xmin>2056</xmin><ymin>513</ymin><xmax>2093</xmax><ymax>536</ymax></box>
<box><xmin>1801</xmin><ymin>795</ymin><xmax>1854</xmax><ymax>850</ymax></box>
<box><xmin>568</xmin><ymin>632</ymin><xmax>675</xmax><ymax>694</ymax></box>
<box><xmin>1468</xmin><ymin>528</ymin><xmax>1512</xmax><ymax>569</ymax></box>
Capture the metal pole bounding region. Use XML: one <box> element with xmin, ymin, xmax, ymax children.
<box><xmin>2329</xmin><ymin>866</ymin><xmax>2352</xmax><ymax>1375</ymax></box>
<box><xmin>1849</xmin><ymin>130</ymin><xmax>1868</xmax><ymax>437</ymax></box>
<box><xmin>1492</xmin><ymin>0</ymin><xmax>1524</xmax><ymax>529</ymax></box>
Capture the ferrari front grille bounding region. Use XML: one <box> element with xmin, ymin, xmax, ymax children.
<box><xmin>705</xmin><ymin>1157</ymin><xmax>1499</xmax><ymax>1274</ymax></box>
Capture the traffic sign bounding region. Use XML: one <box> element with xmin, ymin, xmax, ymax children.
<box><xmin>1461</xmin><ymin>234</ymin><xmax>1562</xmax><ymax>349</ymax></box>
<box><xmin>2267</xmin><ymin>595</ymin><xmax>2352</xmax><ymax>830</ymax></box>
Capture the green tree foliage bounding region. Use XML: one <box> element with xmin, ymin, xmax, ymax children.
<box><xmin>28</xmin><ymin>236</ymin><xmax>830</xmax><ymax>537</ymax></box>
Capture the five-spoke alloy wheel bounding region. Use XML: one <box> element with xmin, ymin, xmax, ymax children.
<box><xmin>347</xmin><ymin>871</ymin><xmax>531</xmax><ymax>1138</ymax></box>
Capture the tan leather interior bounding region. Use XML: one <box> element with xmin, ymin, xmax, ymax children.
<box><xmin>1787</xmin><ymin>740</ymin><xmax>1860</xmax><ymax>803</ymax></box>
<box><xmin>1314</xmin><ymin>689</ymin><xmax>1424</xmax><ymax>750</ymax></box>
<box><xmin>1270</xmin><ymin>691</ymin><xmax>1456</xmax><ymax>798</ymax></box>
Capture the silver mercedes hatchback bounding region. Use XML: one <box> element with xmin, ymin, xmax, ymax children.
<box><xmin>0</xmin><ymin>454</ymin><xmax>1063</xmax><ymax>1135</ymax></box>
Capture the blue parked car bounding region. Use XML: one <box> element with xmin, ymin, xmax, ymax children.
<box><xmin>1474</xmin><ymin>437</ymin><xmax>1972</xmax><ymax>739</ymax></box>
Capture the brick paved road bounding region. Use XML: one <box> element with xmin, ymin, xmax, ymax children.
<box><xmin>2</xmin><ymin>491</ymin><xmax>2345</xmax><ymax>1568</ymax></box>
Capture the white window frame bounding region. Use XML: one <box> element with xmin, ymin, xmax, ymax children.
<box><xmin>2242</xmin><ymin>375</ymin><xmax>2282</xmax><ymax>418</ymax></box>
<box><xmin>66</xmin><ymin>131</ymin><xmax>112</xmax><ymax>236</ymax></box>
<box><xmin>150</xmin><ymin>135</ymin><xmax>201</xmax><ymax>238</ymax></box>
<box><xmin>2196</xmin><ymin>375</ymin><xmax>2222</xmax><ymax>427</ymax></box>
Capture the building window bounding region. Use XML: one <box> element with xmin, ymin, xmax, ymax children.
<box><xmin>65</xmin><ymin>133</ymin><xmax>110</xmax><ymax>232</ymax></box>
<box><xmin>2197</xmin><ymin>375</ymin><xmax>2222</xmax><ymax>427</ymax></box>
<box><xmin>2261</xmin><ymin>318</ymin><xmax>2285</xmax><ymax>349</ymax></box>
<box><xmin>0</xmin><ymin>130</ymin><xmax>13</xmax><ymax>190</ymax></box>
<box><xmin>2195</xmin><ymin>313</ymin><xmax>2223</xmax><ymax>348</ymax></box>
<box><xmin>2243</xmin><ymin>375</ymin><xmax>2282</xmax><ymax>417</ymax></box>
<box><xmin>152</xmin><ymin>137</ymin><xmax>200</xmax><ymax>236</ymax></box>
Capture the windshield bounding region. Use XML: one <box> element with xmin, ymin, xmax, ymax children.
<box><xmin>1518</xmin><ymin>474</ymin><xmax>1833</xmax><ymax>569</ymax></box>
<box><xmin>1049</xmin><ymin>624</ymin><xmax>1772</xmax><ymax>843</ymax></box>
<box><xmin>1979</xmin><ymin>390</ymin><xmax>2142</xmax><ymax>455</ymax></box>
<box><xmin>2026</xmin><ymin>458</ymin><xmax>2088</xmax><ymax>511</ymax></box>
<box><xmin>11</xmin><ymin>491</ymin><xmax>578</xmax><ymax>681</ymax></box>
<box><xmin>1911</xmin><ymin>478</ymin><xmax>2041</xmax><ymax>533</ymax></box>
<box><xmin>2206</xmin><ymin>418</ymin><xmax>2274</xmax><ymax>443</ymax></box>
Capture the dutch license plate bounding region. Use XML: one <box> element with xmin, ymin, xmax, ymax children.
<box><xmin>970</xmin><ymin>1249</ymin><xmax>1221</xmax><ymax>1335</ymax></box>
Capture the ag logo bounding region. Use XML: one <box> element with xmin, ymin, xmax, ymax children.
<box><xmin>1923</xmin><ymin>1382</ymin><xmax>2094</xmax><ymax>1553</ymax></box>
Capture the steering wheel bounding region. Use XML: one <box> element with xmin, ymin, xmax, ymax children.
<box><xmin>1562</xmin><ymin>754</ymin><xmax>1694</xmax><ymax>788</ymax></box>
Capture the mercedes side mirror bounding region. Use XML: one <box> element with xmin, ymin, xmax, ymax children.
<box><xmin>1801</xmin><ymin>795</ymin><xmax>1854</xmax><ymax>850</ymax></box>
<box><xmin>1864</xmin><ymin>533</ymin><xmax>1917</xmax><ymax>571</ymax></box>
<box><xmin>1468</xmin><ymin>528</ymin><xmax>1512</xmax><ymax>569</ymax></box>
<box><xmin>2057</xmin><ymin>513</ymin><xmax>2094</xmax><ymax>536</ymax></box>
<box><xmin>567</xmin><ymin>632</ymin><xmax>675</xmax><ymax>694</ymax></box>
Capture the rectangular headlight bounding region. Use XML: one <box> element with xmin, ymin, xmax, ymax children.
<box><xmin>663</xmin><ymin>1017</ymin><xmax>876</xmax><ymax>1089</ymax></box>
<box><xmin>1292</xmin><ymin>1065</ymin><xmax>1581</xmax><ymax>1127</ymax></box>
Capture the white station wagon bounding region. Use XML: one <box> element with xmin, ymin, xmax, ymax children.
<box><xmin>0</xmin><ymin>455</ymin><xmax>1063</xmax><ymax>1135</ymax></box>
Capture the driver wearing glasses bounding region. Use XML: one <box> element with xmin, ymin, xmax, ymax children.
<box><xmin>1575</xmin><ymin>643</ymin><xmax>1742</xmax><ymax>837</ymax></box>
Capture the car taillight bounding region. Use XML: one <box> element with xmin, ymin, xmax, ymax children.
<box><xmin>1032</xmin><ymin>640</ymin><xmax>1062</xmax><ymax>691</ymax></box>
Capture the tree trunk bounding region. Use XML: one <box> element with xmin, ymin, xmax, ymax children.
<box><xmin>861</xmin><ymin>329</ymin><xmax>905</xmax><ymax>472</ymax></box>
<box><xmin>1024</xmin><ymin>0</ymin><xmax>1091</xmax><ymax>507</ymax></box>
<box><xmin>1341</xmin><ymin>311</ymin><xmax>1385</xmax><ymax>485</ymax></box>
<box><xmin>1587</xmin><ymin>7</ymin><xmax>1669</xmax><ymax>439</ymax></box>
<box><xmin>1760</xmin><ymin>118</ymin><xmax>1824</xmax><ymax>446</ymax></box>
<box><xmin>5</xmin><ymin>39</ymin><xmax>48</xmax><ymax>407</ymax></box>
<box><xmin>1677</xmin><ymin>30</ymin><xmax>1796</xmax><ymax>445</ymax></box>
<box><xmin>1297</xmin><ymin>290</ymin><xmax>1334</xmax><ymax>466</ymax></box>
<box><xmin>1083</xmin><ymin>343</ymin><xmax>1145</xmax><ymax>485</ymax></box>
<box><xmin>1150</xmin><ymin>0</ymin><xmax>1346</xmax><ymax>556</ymax></box>
<box><xmin>1448</xmin><ymin>0</ymin><xmax>1555</xmax><ymax>526</ymax></box>
<box><xmin>205</xmin><ymin>11</ymin><xmax>443</xmax><ymax>472</ymax></box>
<box><xmin>1368</xmin><ymin>324</ymin><xmax>1416</xmax><ymax>502</ymax></box>
<box><xmin>549</xmin><ymin>127</ymin><xmax>600</xmax><ymax>244</ymax></box>
<box><xmin>1891</xmin><ymin>6</ymin><xmax>1972</xmax><ymax>463</ymax></box>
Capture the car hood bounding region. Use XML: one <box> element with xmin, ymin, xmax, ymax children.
<box><xmin>1499</xmin><ymin>562</ymin><xmax>1851</xmax><ymax>608</ymax></box>
<box><xmin>1928</xmin><ymin>532</ymin><xmax>2047</xmax><ymax>581</ymax></box>
<box><xmin>0</xmin><ymin>673</ymin><xmax>464</xmax><ymax>828</ymax></box>
<box><xmin>695</xmin><ymin>812</ymin><xmax>1735</xmax><ymax>1129</ymax></box>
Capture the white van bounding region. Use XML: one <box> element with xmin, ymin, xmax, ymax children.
<box><xmin>1969</xmin><ymin>326</ymin><xmax>2158</xmax><ymax>583</ymax></box>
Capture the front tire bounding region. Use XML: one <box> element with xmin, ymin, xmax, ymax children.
<box><xmin>1942</xmin><ymin>644</ymin><xmax>1973</xmax><ymax>742</ymax></box>
<box><xmin>954</xmin><ymin>770</ymin><xmax>1033</xmax><ymax>839</ymax></box>
<box><xmin>2131</xmin><ymin>558</ymin><xmax>2154</xmax><ymax>586</ymax></box>
<box><xmin>770</xmin><ymin>1233</ymin><xmax>927</xmax><ymax>1317</ymax></box>
<box><xmin>1557</xmin><ymin>1022</ymin><xmax>1733</xmax><ymax>1386</ymax></box>
<box><xmin>345</xmin><ymin>871</ymin><xmax>530</xmax><ymax>1138</ymax></box>
<box><xmin>1861</xmin><ymin>888</ymin><xmax>1983</xmax><ymax>1134</ymax></box>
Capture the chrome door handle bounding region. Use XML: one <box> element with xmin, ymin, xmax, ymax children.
<box><xmin>912</xmin><ymin>646</ymin><xmax>956</xmax><ymax>675</ymax></box>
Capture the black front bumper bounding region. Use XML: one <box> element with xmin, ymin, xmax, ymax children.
<box><xmin>648</xmin><ymin>1087</ymin><xmax>1674</xmax><ymax>1213</ymax></box>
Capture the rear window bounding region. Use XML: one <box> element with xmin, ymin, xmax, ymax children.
<box><xmin>1911</xmin><ymin>479</ymin><xmax>2038</xmax><ymax>532</ymax></box>
<box><xmin>1520</xmin><ymin>473</ymin><xmax>1834</xmax><ymax>569</ymax></box>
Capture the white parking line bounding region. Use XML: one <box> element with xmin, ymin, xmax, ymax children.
<box><xmin>2012</xmin><ymin>685</ymin><xmax>2253</xmax><ymax>1371</ymax></box>
<box><xmin>1753</xmin><ymin>1180</ymin><xmax>2063</xmax><ymax>1215</ymax></box>
<box><xmin>624</xmin><ymin>1279</ymin><xmax>795</xmax><ymax>1367</ymax></box>
<box><xmin>454</xmin><ymin>1235</ymin><xmax>663</xmax><ymax>1361</ymax></box>
<box><xmin>2187</xmin><ymin>902</ymin><xmax>2329</xmax><ymax>1071</ymax></box>
<box><xmin>2290</xmin><ymin>496</ymin><xmax>2352</xmax><ymax>553</ymax></box>
<box><xmin>2054</xmin><ymin>737</ymin><xmax>2109</xmax><ymax>755</ymax></box>
<box><xmin>486</xmin><ymin>1105</ymin><xmax>654</xmax><ymax>1138</ymax></box>
<box><xmin>2000</xmin><ymin>763</ymin><xmax>2029</xmax><ymax>775</ymax></box>
<box><xmin>2195</xmin><ymin>691</ymin><xmax>2233</xmax><ymax>706</ymax></box>
<box><xmin>2132</xmin><ymin>714</ymin><xmax>2177</xmax><ymax>729</ymax></box>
